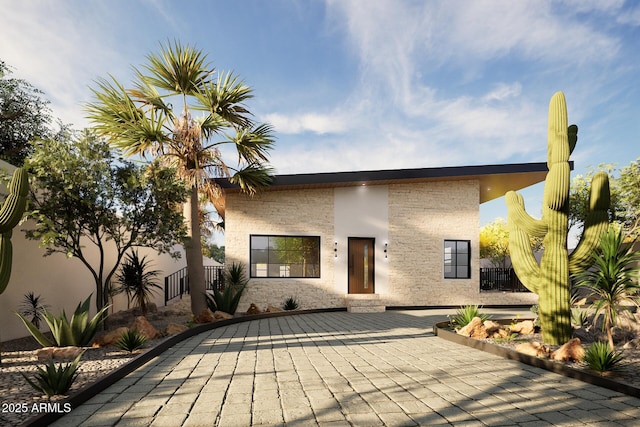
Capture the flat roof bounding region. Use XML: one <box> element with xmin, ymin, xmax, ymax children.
<box><xmin>215</xmin><ymin>161</ymin><xmax>558</xmax><ymax>205</ymax></box>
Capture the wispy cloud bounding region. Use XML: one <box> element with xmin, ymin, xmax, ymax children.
<box><xmin>263</xmin><ymin>111</ymin><xmax>350</xmax><ymax>135</ymax></box>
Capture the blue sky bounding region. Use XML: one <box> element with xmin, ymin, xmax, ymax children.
<box><xmin>2</xmin><ymin>0</ymin><xmax>639</xmax><ymax>245</ymax></box>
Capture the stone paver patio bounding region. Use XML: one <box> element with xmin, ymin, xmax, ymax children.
<box><xmin>49</xmin><ymin>309</ymin><xmax>640</xmax><ymax>426</ymax></box>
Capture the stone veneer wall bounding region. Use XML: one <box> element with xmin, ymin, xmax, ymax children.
<box><xmin>386</xmin><ymin>180</ymin><xmax>538</xmax><ymax>307</ymax></box>
<box><xmin>225</xmin><ymin>188</ymin><xmax>342</xmax><ymax>311</ymax></box>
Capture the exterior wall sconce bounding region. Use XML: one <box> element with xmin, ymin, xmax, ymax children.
<box><xmin>334</xmin><ymin>241</ymin><xmax>338</xmax><ymax>258</ymax></box>
<box><xmin>384</xmin><ymin>242</ymin><xmax>388</xmax><ymax>258</ymax></box>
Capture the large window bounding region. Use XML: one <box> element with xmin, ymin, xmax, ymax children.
<box><xmin>250</xmin><ymin>235</ymin><xmax>321</xmax><ymax>278</ymax></box>
<box><xmin>444</xmin><ymin>240</ymin><xmax>471</xmax><ymax>279</ymax></box>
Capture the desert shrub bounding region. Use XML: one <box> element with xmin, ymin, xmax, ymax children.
<box><xmin>451</xmin><ymin>305</ymin><xmax>491</xmax><ymax>328</ymax></box>
<box><xmin>583</xmin><ymin>341</ymin><xmax>625</xmax><ymax>374</ymax></box>
<box><xmin>282</xmin><ymin>296</ymin><xmax>299</xmax><ymax>311</ymax></box>
<box><xmin>21</xmin><ymin>352</ymin><xmax>84</xmax><ymax>397</ymax></box>
<box><xmin>205</xmin><ymin>263</ymin><xmax>248</xmax><ymax>315</ymax></box>
<box><xmin>115</xmin><ymin>329</ymin><xmax>148</xmax><ymax>353</ymax></box>
<box><xmin>19</xmin><ymin>292</ymin><xmax>49</xmax><ymax>330</ymax></box>
<box><xmin>113</xmin><ymin>250</ymin><xmax>162</xmax><ymax>316</ymax></box>
<box><xmin>17</xmin><ymin>295</ymin><xmax>109</xmax><ymax>347</ymax></box>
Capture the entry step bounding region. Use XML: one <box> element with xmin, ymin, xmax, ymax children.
<box><xmin>345</xmin><ymin>294</ymin><xmax>386</xmax><ymax>313</ymax></box>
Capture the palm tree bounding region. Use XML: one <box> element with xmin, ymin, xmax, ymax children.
<box><xmin>575</xmin><ymin>226</ymin><xmax>640</xmax><ymax>350</ymax></box>
<box><xmin>87</xmin><ymin>41</ymin><xmax>274</xmax><ymax>317</ymax></box>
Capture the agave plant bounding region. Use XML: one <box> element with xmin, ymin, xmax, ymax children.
<box><xmin>205</xmin><ymin>263</ymin><xmax>248</xmax><ymax>315</ymax></box>
<box><xmin>583</xmin><ymin>341</ymin><xmax>625</xmax><ymax>375</ymax></box>
<box><xmin>115</xmin><ymin>329</ymin><xmax>148</xmax><ymax>353</ymax></box>
<box><xmin>451</xmin><ymin>305</ymin><xmax>491</xmax><ymax>328</ymax></box>
<box><xmin>21</xmin><ymin>352</ymin><xmax>84</xmax><ymax>397</ymax></box>
<box><xmin>282</xmin><ymin>296</ymin><xmax>299</xmax><ymax>311</ymax></box>
<box><xmin>17</xmin><ymin>295</ymin><xmax>109</xmax><ymax>347</ymax></box>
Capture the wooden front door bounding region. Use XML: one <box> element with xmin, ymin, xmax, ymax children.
<box><xmin>348</xmin><ymin>238</ymin><xmax>375</xmax><ymax>294</ymax></box>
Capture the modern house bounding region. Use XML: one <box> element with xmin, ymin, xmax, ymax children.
<box><xmin>216</xmin><ymin>162</ymin><xmax>549</xmax><ymax>312</ymax></box>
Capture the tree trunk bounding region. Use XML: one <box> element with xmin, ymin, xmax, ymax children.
<box><xmin>185</xmin><ymin>187</ymin><xmax>207</xmax><ymax>316</ymax></box>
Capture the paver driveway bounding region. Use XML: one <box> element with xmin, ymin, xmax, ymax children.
<box><xmin>51</xmin><ymin>309</ymin><xmax>640</xmax><ymax>426</ymax></box>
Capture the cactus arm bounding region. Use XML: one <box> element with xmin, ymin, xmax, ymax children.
<box><xmin>0</xmin><ymin>168</ymin><xmax>28</xmax><ymax>233</ymax></box>
<box><xmin>569</xmin><ymin>171</ymin><xmax>610</xmax><ymax>274</ymax></box>
<box><xmin>0</xmin><ymin>232</ymin><xmax>12</xmax><ymax>294</ymax></box>
<box><xmin>505</xmin><ymin>191</ymin><xmax>548</xmax><ymax>237</ymax></box>
<box><xmin>508</xmin><ymin>222</ymin><xmax>542</xmax><ymax>293</ymax></box>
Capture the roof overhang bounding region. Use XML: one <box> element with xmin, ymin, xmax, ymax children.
<box><xmin>214</xmin><ymin>161</ymin><xmax>559</xmax><ymax>217</ymax></box>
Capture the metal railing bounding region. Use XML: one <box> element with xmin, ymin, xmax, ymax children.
<box><xmin>164</xmin><ymin>265</ymin><xmax>225</xmax><ymax>304</ymax></box>
<box><xmin>479</xmin><ymin>268</ymin><xmax>529</xmax><ymax>292</ymax></box>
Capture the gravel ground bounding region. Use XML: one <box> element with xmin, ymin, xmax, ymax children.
<box><xmin>0</xmin><ymin>298</ymin><xmax>193</xmax><ymax>426</ymax></box>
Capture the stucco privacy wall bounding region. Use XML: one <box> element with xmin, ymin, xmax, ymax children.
<box><xmin>225</xmin><ymin>188</ymin><xmax>340</xmax><ymax>310</ymax></box>
<box><xmin>0</xmin><ymin>220</ymin><xmax>187</xmax><ymax>341</ymax></box>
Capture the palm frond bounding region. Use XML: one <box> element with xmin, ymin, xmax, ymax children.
<box><xmin>228</xmin><ymin>163</ymin><xmax>274</xmax><ymax>196</ymax></box>
<box><xmin>142</xmin><ymin>40</ymin><xmax>211</xmax><ymax>96</ymax></box>
<box><xmin>232</xmin><ymin>123</ymin><xmax>275</xmax><ymax>164</ymax></box>
<box><xmin>195</xmin><ymin>71</ymin><xmax>253</xmax><ymax>128</ymax></box>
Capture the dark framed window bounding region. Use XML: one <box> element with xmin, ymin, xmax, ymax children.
<box><xmin>250</xmin><ymin>235</ymin><xmax>320</xmax><ymax>278</ymax></box>
<box><xmin>444</xmin><ymin>240</ymin><xmax>471</xmax><ymax>279</ymax></box>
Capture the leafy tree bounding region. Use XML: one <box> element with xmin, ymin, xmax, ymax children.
<box><xmin>575</xmin><ymin>226</ymin><xmax>640</xmax><ymax>350</ymax></box>
<box><xmin>86</xmin><ymin>41</ymin><xmax>274</xmax><ymax>317</ymax></box>
<box><xmin>480</xmin><ymin>218</ymin><xmax>543</xmax><ymax>268</ymax></box>
<box><xmin>570</xmin><ymin>159</ymin><xmax>640</xmax><ymax>240</ymax></box>
<box><xmin>202</xmin><ymin>240</ymin><xmax>225</xmax><ymax>264</ymax></box>
<box><xmin>23</xmin><ymin>129</ymin><xmax>187</xmax><ymax>313</ymax></box>
<box><xmin>0</xmin><ymin>60</ymin><xmax>53</xmax><ymax>165</ymax></box>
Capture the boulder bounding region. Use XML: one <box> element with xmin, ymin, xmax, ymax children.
<box><xmin>213</xmin><ymin>310</ymin><xmax>234</xmax><ymax>320</ymax></box>
<box><xmin>165</xmin><ymin>322</ymin><xmax>189</xmax><ymax>336</ymax></box>
<box><xmin>266</xmin><ymin>305</ymin><xmax>283</xmax><ymax>313</ymax></box>
<box><xmin>194</xmin><ymin>309</ymin><xmax>216</xmax><ymax>323</ymax></box>
<box><xmin>246</xmin><ymin>303</ymin><xmax>261</xmax><ymax>315</ymax></box>
<box><xmin>510</xmin><ymin>320</ymin><xmax>536</xmax><ymax>335</ymax></box>
<box><xmin>457</xmin><ymin>317</ymin><xmax>487</xmax><ymax>339</ymax></box>
<box><xmin>515</xmin><ymin>341</ymin><xmax>550</xmax><ymax>358</ymax></box>
<box><xmin>130</xmin><ymin>316</ymin><xmax>161</xmax><ymax>339</ymax></box>
<box><xmin>93</xmin><ymin>327</ymin><xmax>130</xmax><ymax>347</ymax></box>
<box><xmin>37</xmin><ymin>346</ymin><xmax>84</xmax><ymax>361</ymax></box>
<box><xmin>551</xmin><ymin>338</ymin><xmax>585</xmax><ymax>362</ymax></box>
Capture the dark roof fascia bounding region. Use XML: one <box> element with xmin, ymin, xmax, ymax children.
<box><xmin>215</xmin><ymin>161</ymin><xmax>564</xmax><ymax>191</ymax></box>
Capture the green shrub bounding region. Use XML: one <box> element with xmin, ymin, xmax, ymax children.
<box><xmin>282</xmin><ymin>296</ymin><xmax>299</xmax><ymax>311</ymax></box>
<box><xmin>115</xmin><ymin>329</ymin><xmax>147</xmax><ymax>353</ymax></box>
<box><xmin>17</xmin><ymin>294</ymin><xmax>109</xmax><ymax>347</ymax></box>
<box><xmin>113</xmin><ymin>250</ymin><xmax>162</xmax><ymax>316</ymax></box>
<box><xmin>451</xmin><ymin>305</ymin><xmax>491</xmax><ymax>328</ymax></box>
<box><xmin>19</xmin><ymin>291</ymin><xmax>49</xmax><ymax>330</ymax></box>
<box><xmin>21</xmin><ymin>352</ymin><xmax>84</xmax><ymax>397</ymax></box>
<box><xmin>571</xmin><ymin>307</ymin><xmax>590</xmax><ymax>328</ymax></box>
<box><xmin>205</xmin><ymin>263</ymin><xmax>248</xmax><ymax>315</ymax></box>
<box><xmin>584</xmin><ymin>341</ymin><xmax>625</xmax><ymax>374</ymax></box>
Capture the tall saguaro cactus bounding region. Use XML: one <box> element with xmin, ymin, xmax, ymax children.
<box><xmin>506</xmin><ymin>92</ymin><xmax>610</xmax><ymax>345</ymax></box>
<box><xmin>0</xmin><ymin>168</ymin><xmax>29</xmax><ymax>294</ymax></box>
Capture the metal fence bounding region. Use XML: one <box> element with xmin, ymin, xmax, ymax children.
<box><xmin>479</xmin><ymin>268</ymin><xmax>529</xmax><ymax>292</ymax></box>
<box><xmin>164</xmin><ymin>265</ymin><xmax>225</xmax><ymax>304</ymax></box>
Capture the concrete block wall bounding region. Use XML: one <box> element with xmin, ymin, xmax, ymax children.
<box><xmin>225</xmin><ymin>188</ymin><xmax>343</xmax><ymax>311</ymax></box>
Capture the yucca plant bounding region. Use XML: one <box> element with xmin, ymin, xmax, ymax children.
<box><xmin>19</xmin><ymin>292</ymin><xmax>49</xmax><ymax>330</ymax></box>
<box><xmin>21</xmin><ymin>352</ymin><xmax>84</xmax><ymax>397</ymax></box>
<box><xmin>113</xmin><ymin>250</ymin><xmax>162</xmax><ymax>316</ymax></box>
<box><xmin>115</xmin><ymin>329</ymin><xmax>148</xmax><ymax>353</ymax></box>
<box><xmin>583</xmin><ymin>341</ymin><xmax>625</xmax><ymax>375</ymax></box>
<box><xmin>17</xmin><ymin>294</ymin><xmax>109</xmax><ymax>347</ymax></box>
<box><xmin>451</xmin><ymin>305</ymin><xmax>491</xmax><ymax>328</ymax></box>
<box><xmin>282</xmin><ymin>296</ymin><xmax>299</xmax><ymax>311</ymax></box>
<box><xmin>205</xmin><ymin>263</ymin><xmax>248</xmax><ymax>315</ymax></box>
<box><xmin>575</xmin><ymin>227</ymin><xmax>640</xmax><ymax>350</ymax></box>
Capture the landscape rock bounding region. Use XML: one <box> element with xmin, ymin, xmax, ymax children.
<box><xmin>551</xmin><ymin>338</ymin><xmax>584</xmax><ymax>362</ymax></box>
<box><xmin>93</xmin><ymin>327</ymin><xmax>130</xmax><ymax>347</ymax></box>
<box><xmin>246</xmin><ymin>303</ymin><xmax>261</xmax><ymax>315</ymax></box>
<box><xmin>36</xmin><ymin>346</ymin><xmax>84</xmax><ymax>361</ymax></box>
<box><xmin>130</xmin><ymin>316</ymin><xmax>161</xmax><ymax>339</ymax></box>
<box><xmin>213</xmin><ymin>311</ymin><xmax>234</xmax><ymax>320</ymax></box>
<box><xmin>511</xmin><ymin>320</ymin><xmax>536</xmax><ymax>335</ymax></box>
<box><xmin>515</xmin><ymin>341</ymin><xmax>550</xmax><ymax>358</ymax></box>
<box><xmin>194</xmin><ymin>309</ymin><xmax>216</xmax><ymax>323</ymax></box>
<box><xmin>165</xmin><ymin>323</ymin><xmax>189</xmax><ymax>336</ymax></box>
<box><xmin>457</xmin><ymin>317</ymin><xmax>487</xmax><ymax>339</ymax></box>
<box><xmin>266</xmin><ymin>305</ymin><xmax>283</xmax><ymax>313</ymax></box>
